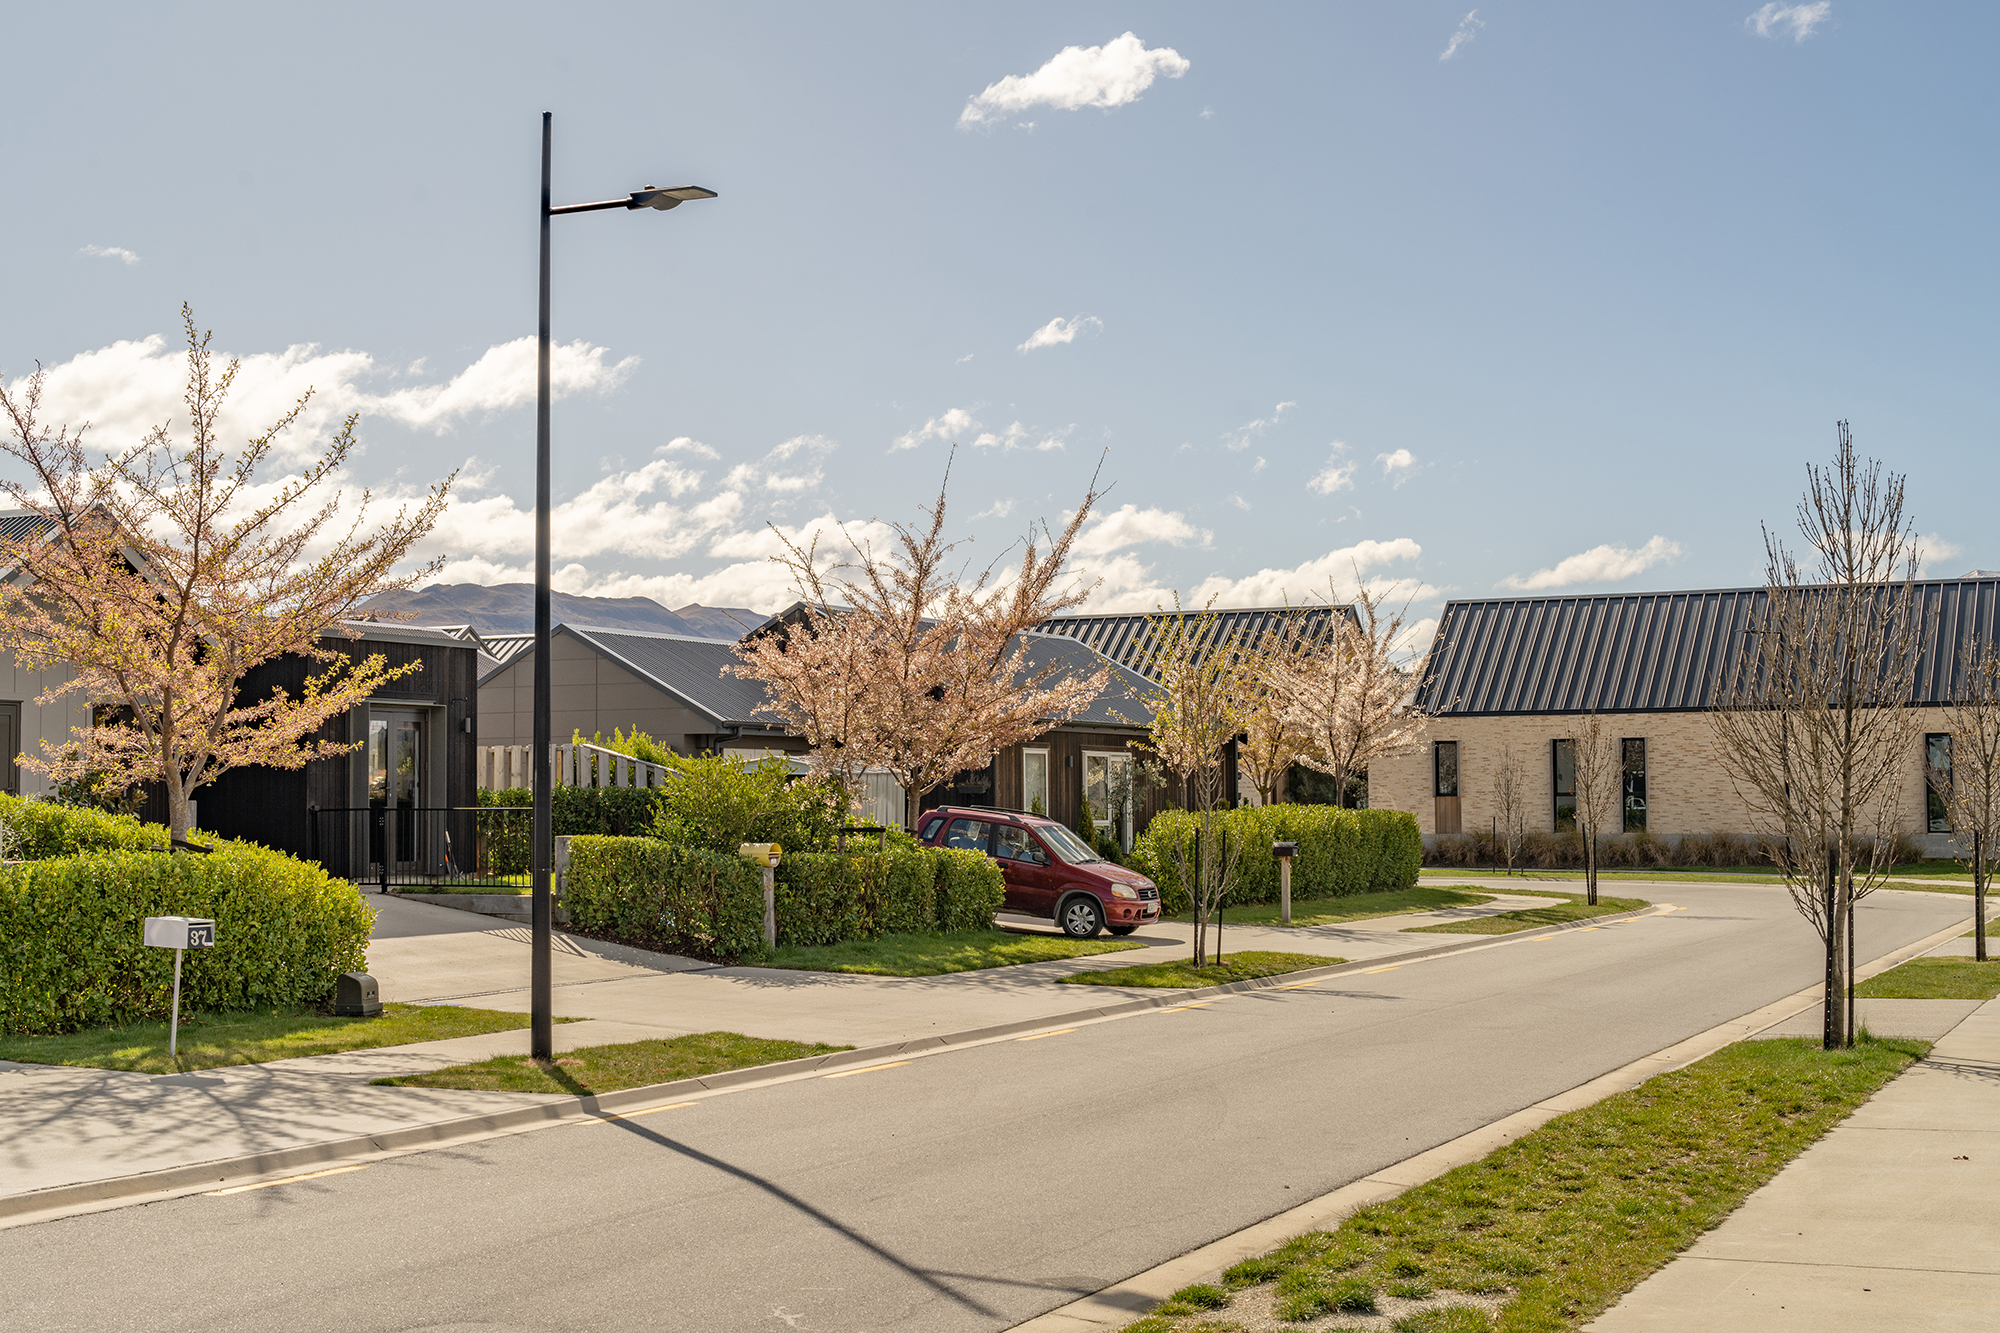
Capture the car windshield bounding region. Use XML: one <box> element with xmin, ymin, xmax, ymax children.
<box><xmin>1037</xmin><ymin>823</ymin><xmax>1101</xmax><ymax>864</ymax></box>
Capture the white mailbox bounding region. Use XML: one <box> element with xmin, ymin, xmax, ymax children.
<box><xmin>144</xmin><ymin>916</ymin><xmax>217</xmax><ymax>950</ymax></box>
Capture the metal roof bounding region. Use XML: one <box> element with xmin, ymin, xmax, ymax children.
<box><xmin>1415</xmin><ymin>578</ymin><xmax>2000</xmax><ymax>716</ymax></box>
<box><xmin>1033</xmin><ymin>605</ymin><xmax>1355</xmax><ymax>682</ymax></box>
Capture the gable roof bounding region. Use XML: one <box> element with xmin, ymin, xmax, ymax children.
<box><xmin>1033</xmin><ymin>605</ymin><xmax>1355</xmax><ymax>682</ymax></box>
<box><xmin>1416</xmin><ymin>578</ymin><xmax>2000</xmax><ymax>716</ymax></box>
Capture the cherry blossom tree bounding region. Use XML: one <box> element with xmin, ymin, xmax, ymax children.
<box><xmin>1272</xmin><ymin>578</ymin><xmax>1430</xmax><ymax>809</ymax></box>
<box><xmin>0</xmin><ymin>307</ymin><xmax>452</xmax><ymax>841</ymax></box>
<box><xmin>733</xmin><ymin>457</ymin><xmax>1108</xmax><ymax>828</ymax></box>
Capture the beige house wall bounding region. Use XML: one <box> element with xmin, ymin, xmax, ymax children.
<box><xmin>478</xmin><ymin>638</ymin><xmax>722</xmax><ymax>753</ymax></box>
<box><xmin>0</xmin><ymin>654</ymin><xmax>90</xmax><ymax>798</ymax></box>
<box><xmin>1372</xmin><ymin>709</ymin><xmax>1954</xmax><ymax>843</ymax></box>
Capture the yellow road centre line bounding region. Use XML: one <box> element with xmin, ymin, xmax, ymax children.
<box><xmin>1016</xmin><ymin>1028</ymin><xmax>1077</xmax><ymax>1041</ymax></box>
<box><xmin>1160</xmin><ymin>1001</ymin><xmax>1215</xmax><ymax>1011</ymax></box>
<box><xmin>1363</xmin><ymin>965</ymin><xmax>1402</xmax><ymax>974</ymax></box>
<box><xmin>1531</xmin><ymin>935</ymin><xmax>1559</xmax><ymax>941</ymax></box>
<box><xmin>822</xmin><ymin>1061</ymin><xmax>911</xmax><ymax>1079</ymax></box>
<box><xmin>206</xmin><ymin>1165</ymin><xmax>369</xmax><ymax>1196</ymax></box>
<box><xmin>584</xmin><ymin>1102</ymin><xmax>694</xmax><ymax>1124</ymax></box>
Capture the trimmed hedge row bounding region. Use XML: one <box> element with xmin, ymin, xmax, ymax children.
<box><xmin>477</xmin><ymin>787</ymin><xmax>667</xmax><ymax>874</ymax></box>
<box><xmin>0</xmin><ymin>793</ymin><xmax>204</xmax><ymax>859</ymax></box>
<box><xmin>1131</xmin><ymin>806</ymin><xmax>1422</xmax><ymax>914</ymax></box>
<box><xmin>1</xmin><ymin>841</ymin><xmax>372</xmax><ymax>1035</ymax></box>
<box><xmin>561</xmin><ymin>839</ymin><xmax>1005</xmax><ymax>957</ymax></box>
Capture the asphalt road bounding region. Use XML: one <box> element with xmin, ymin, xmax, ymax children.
<box><xmin>0</xmin><ymin>882</ymin><xmax>1970</xmax><ymax>1333</ymax></box>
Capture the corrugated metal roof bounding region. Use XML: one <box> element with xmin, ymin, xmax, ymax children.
<box><xmin>0</xmin><ymin>511</ymin><xmax>54</xmax><ymax>541</ymax></box>
<box><xmin>1033</xmin><ymin>605</ymin><xmax>1355</xmax><ymax>681</ymax></box>
<box><xmin>1416</xmin><ymin>579</ymin><xmax>2000</xmax><ymax>715</ymax></box>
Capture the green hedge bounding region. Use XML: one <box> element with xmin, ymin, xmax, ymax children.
<box><xmin>0</xmin><ymin>792</ymin><xmax>209</xmax><ymax>858</ymax></box>
<box><xmin>0</xmin><ymin>840</ymin><xmax>371</xmax><ymax>1035</ymax></box>
<box><xmin>561</xmin><ymin>836</ymin><xmax>764</xmax><ymax>959</ymax></box>
<box><xmin>562</xmin><ymin>840</ymin><xmax>1006</xmax><ymax>956</ymax></box>
<box><xmin>1131</xmin><ymin>806</ymin><xmax>1422</xmax><ymax>913</ymax></box>
<box><xmin>934</xmin><ymin>848</ymin><xmax>1006</xmax><ymax>932</ymax></box>
<box><xmin>477</xmin><ymin>787</ymin><xmax>667</xmax><ymax>874</ymax></box>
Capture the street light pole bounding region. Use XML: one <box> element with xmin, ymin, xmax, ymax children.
<box><xmin>530</xmin><ymin>112</ymin><xmax>715</xmax><ymax>1060</ymax></box>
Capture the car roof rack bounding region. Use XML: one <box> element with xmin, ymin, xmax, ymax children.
<box><xmin>926</xmin><ymin>804</ymin><xmax>1050</xmax><ymax>821</ymax></box>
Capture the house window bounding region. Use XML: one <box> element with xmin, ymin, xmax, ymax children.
<box><xmin>1023</xmin><ymin>749</ymin><xmax>1050</xmax><ymax>817</ymax></box>
<box><xmin>1433</xmin><ymin>741</ymin><xmax>1459</xmax><ymax>798</ymax></box>
<box><xmin>1083</xmin><ymin>750</ymin><xmax>1135</xmax><ymax>849</ymax></box>
<box><xmin>1622</xmin><ymin>739</ymin><xmax>1647</xmax><ymax>833</ymax></box>
<box><xmin>1552</xmin><ymin>739</ymin><xmax>1576</xmax><ymax>833</ymax></box>
<box><xmin>1927</xmin><ymin>733</ymin><xmax>1953</xmax><ymax>834</ymax></box>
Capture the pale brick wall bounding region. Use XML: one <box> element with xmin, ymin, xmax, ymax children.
<box><xmin>1372</xmin><ymin>708</ymin><xmax>1953</xmax><ymax>841</ymax></box>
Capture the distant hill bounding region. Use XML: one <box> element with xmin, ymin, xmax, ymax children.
<box><xmin>356</xmin><ymin>583</ymin><xmax>764</xmax><ymax>640</ymax></box>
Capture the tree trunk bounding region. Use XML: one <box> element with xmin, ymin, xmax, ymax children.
<box><xmin>904</xmin><ymin>782</ymin><xmax>922</xmax><ymax>833</ymax></box>
<box><xmin>1978</xmin><ymin>833</ymin><xmax>1988</xmax><ymax>964</ymax></box>
<box><xmin>1823</xmin><ymin>847</ymin><xmax>1845</xmax><ymax>1050</ymax></box>
<box><xmin>1584</xmin><ymin>829</ymin><xmax>1598</xmax><ymax>906</ymax></box>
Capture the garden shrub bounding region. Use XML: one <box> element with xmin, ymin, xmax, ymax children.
<box><xmin>0</xmin><ymin>839</ymin><xmax>370</xmax><ymax>1035</ymax></box>
<box><xmin>933</xmin><ymin>848</ymin><xmax>1004</xmax><ymax>932</ymax></box>
<box><xmin>1133</xmin><ymin>806</ymin><xmax>1422</xmax><ymax>913</ymax></box>
<box><xmin>772</xmin><ymin>850</ymin><xmax>959</xmax><ymax>944</ymax></box>
<box><xmin>477</xmin><ymin>785</ymin><xmax>667</xmax><ymax>874</ymax></box>
<box><xmin>561</xmin><ymin>836</ymin><xmax>763</xmax><ymax>960</ymax></box>
<box><xmin>648</xmin><ymin>754</ymin><xmax>845</xmax><ymax>855</ymax></box>
<box><xmin>0</xmin><ymin>792</ymin><xmax>200</xmax><ymax>859</ymax></box>
<box><xmin>771</xmin><ymin>853</ymin><xmax>865</xmax><ymax>946</ymax></box>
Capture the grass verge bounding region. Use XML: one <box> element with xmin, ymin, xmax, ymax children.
<box><xmin>1422</xmin><ymin>864</ymin><xmax>1976</xmax><ymax>891</ymax></box>
<box><xmin>1056</xmin><ymin>950</ymin><xmax>1339</xmax><ymax>988</ymax></box>
<box><xmin>1121</xmin><ymin>1034</ymin><xmax>1926</xmax><ymax>1333</ymax></box>
<box><xmin>1854</xmin><ymin>956</ymin><xmax>2000</xmax><ymax>1000</ymax></box>
<box><xmin>1173</xmin><ymin>886</ymin><xmax>1495</xmax><ymax>929</ymax></box>
<box><xmin>747</xmin><ymin>928</ymin><xmax>1146</xmax><ymax>976</ymax></box>
<box><xmin>0</xmin><ymin>1003</ymin><xmax>570</xmax><ymax>1074</ymax></box>
<box><xmin>375</xmin><ymin>1030</ymin><xmax>850</xmax><ymax>1095</ymax></box>
<box><xmin>1403</xmin><ymin>891</ymin><xmax>1649</xmax><ymax>935</ymax></box>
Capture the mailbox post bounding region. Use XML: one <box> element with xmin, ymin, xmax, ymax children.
<box><xmin>143</xmin><ymin>916</ymin><xmax>217</xmax><ymax>1059</ymax></box>
<box><xmin>739</xmin><ymin>844</ymin><xmax>783</xmax><ymax>948</ymax></box>
<box><xmin>1272</xmin><ymin>842</ymin><xmax>1298</xmax><ymax>926</ymax></box>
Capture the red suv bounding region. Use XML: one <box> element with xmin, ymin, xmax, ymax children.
<box><xmin>918</xmin><ymin>806</ymin><xmax>1162</xmax><ymax>939</ymax></box>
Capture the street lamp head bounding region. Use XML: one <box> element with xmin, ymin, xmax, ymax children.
<box><xmin>629</xmin><ymin>184</ymin><xmax>718</xmax><ymax>211</ymax></box>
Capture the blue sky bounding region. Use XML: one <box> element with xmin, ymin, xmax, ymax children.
<box><xmin>4</xmin><ymin>3</ymin><xmax>1994</xmax><ymax>638</ymax></box>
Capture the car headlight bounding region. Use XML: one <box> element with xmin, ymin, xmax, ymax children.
<box><xmin>1109</xmin><ymin>885</ymin><xmax>1138</xmax><ymax>899</ymax></box>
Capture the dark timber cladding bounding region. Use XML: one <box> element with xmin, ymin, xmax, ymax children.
<box><xmin>1034</xmin><ymin>605</ymin><xmax>1355</xmax><ymax>680</ymax></box>
<box><xmin>1416</xmin><ymin>578</ymin><xmax>2000</xmax><ymax>716</ymax></box>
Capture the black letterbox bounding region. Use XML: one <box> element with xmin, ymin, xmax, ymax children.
<box><xmin>334</xmin><ymin>971</ymin><xmax>382</xmax><ymax>1018</ymax></box>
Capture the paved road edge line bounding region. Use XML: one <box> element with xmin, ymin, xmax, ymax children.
<box><xmin>1002</xmin><ymin>909</ymin><xmax>1978</xmax><ymax>1332</ymax></box>
<box><xmin>0</xmin><ymin>902</ymin><xmax>1661</xmax><ymax>1230</ymax></box>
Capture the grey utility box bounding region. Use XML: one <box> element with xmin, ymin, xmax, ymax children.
<box><xmin>334</xmin><ymin>971</ymin><xmax>381</xmax><ymax>1018</ymax></box>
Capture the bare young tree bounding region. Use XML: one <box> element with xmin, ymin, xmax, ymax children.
<box><xmin>1132</xmin><ymin>596</ymin><xmax>1247</xmax><ymax>969</ymax></box>
<box><xmin>1937</xmin><ymin>640</ymin><xmax>2000</xmax><ymax>962</ymax></box>
<box><xmin>1491</xmin><ymin>742</ymin><xmax>1529</xmax><ymax>875</ymax></box>
<box><xmin>1566</xmin><ymin>713</ymin><xmax>1620</xmax><ymax>906</ymax></box>
<box><xmin>1710</xmin><ymin>423</ymin><xmax>1928</xmax><ymax>1049</ymax></box>
<box><xmin>0</xmin><ymin>308</ymin><xmax>451</xmax><ymax>841</ymax></box>
<box><xmin>1275</xmin><ymin>577</ymin><xmax>1429</xmax><ymax>807</ymax></box>
<box><xmin>733</xmin><ymin>456</ymin><xmax>1107</xmax><ymax>828</ymax></box>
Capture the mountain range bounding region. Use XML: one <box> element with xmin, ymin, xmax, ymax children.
<box><xmin>356</xmin><ymin>583</ymin><xmax>765</xmax><ymax>640</ymax></box>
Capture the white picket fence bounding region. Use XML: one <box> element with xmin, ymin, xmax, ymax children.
<box><xmin>477</xmin><ymin>743</ymin><xmax>673</xmax><ymax>791</ymax></box>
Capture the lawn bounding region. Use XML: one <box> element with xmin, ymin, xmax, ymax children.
<box><xmin>747</xmin><ymin>927</ymin><xmax>1147</xmax><ymax>977</ymax></box>
<box><xmin>375</xmin><ymin>1030</ymin><xmax>850</xmax><ymax>1095</ymax></box>
<box><xmin>1403</xmin><ymin>891</ymin><xmax>1650</xmax><ymax>935</ymax></box>
<box><xmin>1854</xmin><ymin>956</ymin><xmax>2000</xmax><ymax>1000</ymax></box>
<box><xmin>0</xmin><ymin>1003</ymin><xmax>567</xmax><ymax>1074</ymax></box>
<box><xmin>1172</xmin><ymin>886</ymin><xmax>1495</xmax><ymax>928</ymax></box>
<box><xmin>1423</xmin><ymin>863</ymin><xmax>1977</xmax><ymax>891</ymax></box>
<box><xmin>1121</xmin><ymin>1034</ymin><xmax>1926</xmax><ymax>1333</ymax></box>
<box><xmin>1056</xmin><ymin>950</ymin><xmax>1339</xmax><ymax>988</ymax></box>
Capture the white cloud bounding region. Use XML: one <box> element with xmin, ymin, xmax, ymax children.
<box><xmin>958</xmin><ymin>32</ymin><xmax>1190</xmax><ymax>129</ymax></box>
<box><xmin>658</xmin><ymin>437</ymin><xmax>719</xmax><ymax>459</ymax></box>
<box><xmin>1252</xmin><ymin>456</ymin><xmax>1268</xmax><ymax>476</ymax></box>
<box><xmin>31</xmin><ymin>332</ymin><xmax>635</xmax><ymax>460</ymax></box>
<box><xmin>976</xmin><ymin>500</ymin><xmax>1016</xmax><ymax>521</ymax></box>
<box><xmin>971</xmin><ymin>420</ymin><xmax>1072</xmax><ymax>452</ymax></box>
<box><xmin>892</xmin><ymin>406</ymin><xmax>979</xmax><ymax>452</ymax></box>
<box><xmin>1223</xmin><ymin>401</ymin><xmax>1296</xmax><ymax>452</ymax></box>
<box><xmin>1376</xmin><ymin>448</ymin><xmax>1417</xmax><ymax>485</ymax></box>
<box><xmin>79</xmin><ymin>244</ymin><xmax>139</xmax><ymax>265</ymax></box>
<box><xmin>1499</xmin><ymin>536</ymin><xmax>1683</xmax><ymax>591</ymax></box>
<box><xmin>1074</xmin><ymin>504</ymin><xmax>1211</xmax><ymax>556</ymax></box>
<box><xmin>955</xmin><ymin>353</ymin><xmax>975</xmax><ymax>365</ymax></box>
<box><xmin>1075</xmin><ymin>537</ymin><xmax>1433</xmax><ymax>613</ymax></box>
<box><xmin>1230</xmin><ymin>495</ymin><xmax>1251</xmax><ymax>511</ymax></box>
<box><xmin>1747</xmin><ymin>2</ymin><xmax>1831</xmax><ymax>41</ymax></box>
<box><xmin>1916</xmin><ymin>533</ymin><xmax>1963</xmax><ymax>575</ymax></box>
<box><xmin>1308</xmin><ymin>444</ymin><xmax>1357</xmax><ymax>495</ymax></box>
<box><xmin>1200</xmin><ymin>106</ymin><xmax>1215</xmax><ymax>120</ymax></box>
<box><xmin>1440</xmin><ymin>10</ymin><xmax>1484</xmax><ymax>61</ymax></box>
<box><xmin>1017</xmin><ymin>314</ymin><xmax>1103</xmax><ymax>353</ymax></box>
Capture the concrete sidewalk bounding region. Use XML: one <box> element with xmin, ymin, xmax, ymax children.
<box><xmin>1589</xmin><ymin>996</ymin><xmax>2000</xmax><ymax>1330</ymax></box>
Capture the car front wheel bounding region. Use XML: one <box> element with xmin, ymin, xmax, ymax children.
<box><xmin>1060</xmin><ymin>896</ymin><xmax>1104</xmax><ymax>939</ymax></box>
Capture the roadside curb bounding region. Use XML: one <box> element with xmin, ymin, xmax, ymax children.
<box><xmin>0</xmin><ymin>900</ymin><xmax>1661</xmax><ymax>1230</ymax></box>
<box><xmin>1003</xmin><ymin>908</ymin><xmax>1979</xmax><ymax>1332</ymax></box>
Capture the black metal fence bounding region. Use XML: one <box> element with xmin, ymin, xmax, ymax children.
<box><xmin>309</xmin><ymin>806</ymin><xmax>531</xmax><ymax>891</ymax></box>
